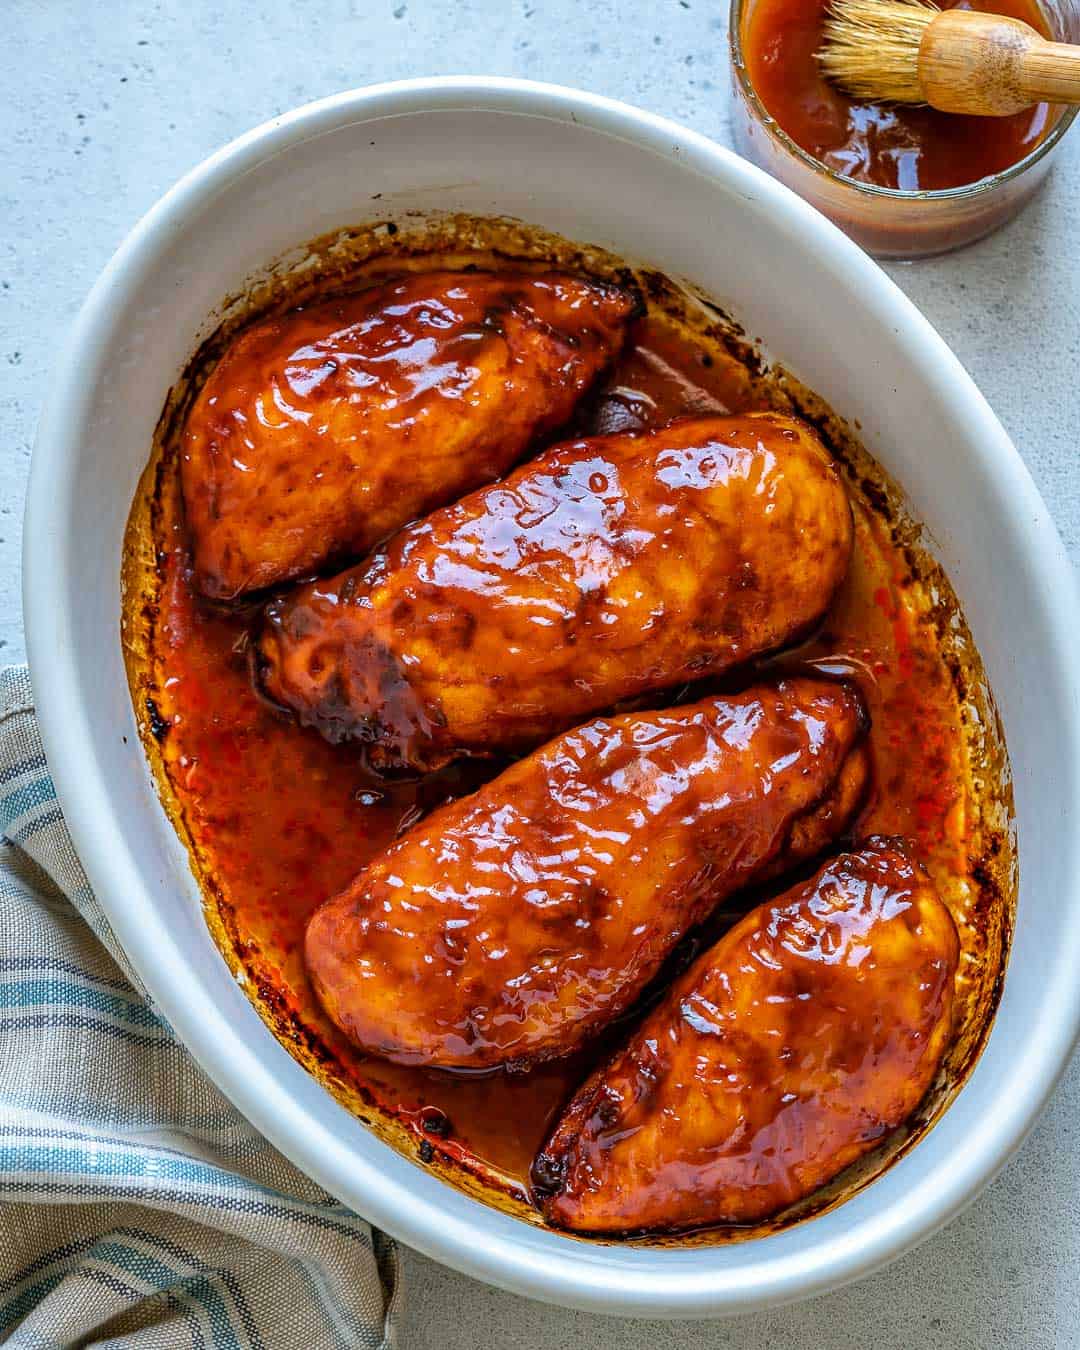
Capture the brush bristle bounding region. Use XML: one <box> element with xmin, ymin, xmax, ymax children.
<box><xmin>817</xmin><ymin>0</ymin><xmax>939</xmax><ymax>103</ymax></box>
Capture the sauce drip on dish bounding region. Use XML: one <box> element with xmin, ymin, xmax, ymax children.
<box><xmin>133</xmin><ymin>260</ymin><xmax>998</xmax><ymax>1227</ymax></box>
<box><xmin>742</xmin><ymin>0</ymin><xmax>1052</xmax><ymax>190</ymax></box>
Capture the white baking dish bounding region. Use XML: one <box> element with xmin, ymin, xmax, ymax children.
<box><xmin>23</xmin><ymin>78</ymin><xmax>1080</xmax><ymax>1316</ymax></box>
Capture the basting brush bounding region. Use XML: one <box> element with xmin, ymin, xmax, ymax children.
<box><xmin>817</xmin><ymin>0</ymin><xmax>1080</xmax><ymax>114</ymax></box>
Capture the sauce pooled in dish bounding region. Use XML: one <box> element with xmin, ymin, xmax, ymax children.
<box><xmin>125</xmin><ymin>231</ymin><xmax>1011</xmax><ymax>1237</ymax></box>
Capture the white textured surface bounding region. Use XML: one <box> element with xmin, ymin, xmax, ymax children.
<box><xmin>4</xmin><ymin>1</ymin><xmax>1078</xmax><ymax>1343</ymax></box>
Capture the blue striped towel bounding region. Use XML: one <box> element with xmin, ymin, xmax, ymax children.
<box><xmin>0</xmin><ymin>667</ymin><xmax>399</xmax><ymax>1349</ymax></box>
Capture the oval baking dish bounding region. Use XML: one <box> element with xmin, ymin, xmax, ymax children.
<box><xmin>23</xmin><ymin>79</ymin><xmax>1080</xmax><ymax>1316</ymax></box>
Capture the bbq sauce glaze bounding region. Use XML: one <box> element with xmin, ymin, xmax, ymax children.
<box><xmin>124</xmin><ymin>227</ymin><xmax>1012</xmax><ymax>1239</ymax></box>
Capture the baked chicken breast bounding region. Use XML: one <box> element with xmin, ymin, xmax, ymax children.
<box><xmin>304</xmin><ymin>678</ymin><xmax>870</xmax><ymax>1070</ymax></box>
<box><xmin>182</xmin><ymin>270</ymin><xmax>640</xmax><ymax>598</ymax></box>
<box><xmin>256</xmin><ymin>412</ymin><xmax>854</xmax><ymax>771</ymax></box>
<box><xmin>534</xmin><ymin>838</ymin><xmax>959</xmax><ymax>1234</ymax></box>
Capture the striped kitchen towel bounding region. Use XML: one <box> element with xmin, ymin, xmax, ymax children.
<box><xmin>0</xmin><ymin>667</ymin><xmax>400</xmax><ymax>1349</ymax></box>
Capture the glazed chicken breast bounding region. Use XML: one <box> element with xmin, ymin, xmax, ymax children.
<box><xmin>256</xmin><ymin>412</ymin><xmax>854</xmax><ymax>771</ymax></box>
<box><xmin>534</xmin><ymin>839</ymin><xmax>959</xmax><ymax>1234</ymax></box>
<box><xmin>304</xmin><ymin>678</ymin><xmax>870</xmax><ymax>1070</ymax></box>
<box><xmin>182</xmin><ymin>269</ymin><xmax>641</xmax><ymax>599</ymax></box>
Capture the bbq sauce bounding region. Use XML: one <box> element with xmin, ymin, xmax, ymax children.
<box><xmin>127</xmin><ymin>250</ymin><xmax>1008</xmax><ymax>1233</ymax></box>
<box><xmin>743</xmin><ymin>0</ymin><xmax>1053</xmax><ymax>190</ymax></box>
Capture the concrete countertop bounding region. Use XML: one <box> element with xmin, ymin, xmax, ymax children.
<box><xmin>4</xmin><ymin>2</ymin><xmax>1078</xmax><ymax>1344</ymax></box>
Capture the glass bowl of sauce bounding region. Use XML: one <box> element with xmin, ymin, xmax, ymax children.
<box><xmin>730</xmin><ymin>0</ymin><xmax>1079</xmax><ymax>257</ymax></box>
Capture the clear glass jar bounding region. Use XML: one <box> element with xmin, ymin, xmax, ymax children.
<box><xmin>729</xmin><ymin>0</ymin><xmax>1079</xmax><ymax>258</ymax></box>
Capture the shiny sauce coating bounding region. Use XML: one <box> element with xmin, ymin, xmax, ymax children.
<box><xmin>536</xmin><ymin>840</ymin><xmax>959</xmax><ymax>1234</ymax></box>
<box><xmin>304</xmin><ymin>679</ymin><xmax>868</xmax><ymax>1070</ymax></box>
<box><xmin>182</xmin><ymin>270</ymin><xmax>638</xmax><ymax>598</ymax></box>
<box><xmin>743</xmin><ymin>0</ymin><xmax>1053</xmax><ymax>190</ymax></box>
<box><xmin>255</xmin><ymin>413</ymin><xmax>854</xmax><ymax>771</ymax></box>
<box><xmin>135</xmin><ymin>268</ymin><xmax>990</xmax><ymax>1219</ymax></box>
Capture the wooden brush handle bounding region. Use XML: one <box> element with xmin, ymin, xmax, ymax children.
<box><xmin>920</xmin><ymin>10</ymin><xmax>1080</xmax><ymax>116</ymax></box>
